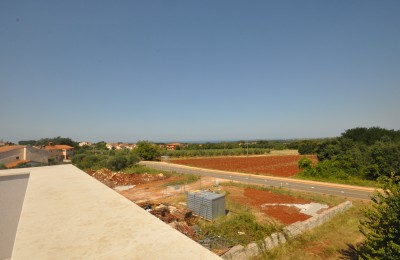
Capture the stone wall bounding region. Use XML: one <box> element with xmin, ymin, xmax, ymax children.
<box><xmin>221</xmin><ymin>201</ymin><xmax>352</xmax><ymax>260</ymax></box>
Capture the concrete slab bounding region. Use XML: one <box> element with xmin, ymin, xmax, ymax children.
<box><xmin>113</xmin><ymin>185</ymin><xmax>135</xmax><ymax>191</ymax></box>
<box><xmin>261</xmin><ymin>202</ymin><xmax>329</xmax><ymax>217</ymax></box>
<box><xmin>0</xmin><ymin>165</ymin><xmax>220</xmax><ymax>260</ymax></box>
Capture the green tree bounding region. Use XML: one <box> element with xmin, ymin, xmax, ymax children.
<box><xmin>135</xmin><ymin>141</ymin><xmax>161</xmax><ymax>161</ymax></box>
<box><xmin>0</xmin><ymin>163</ymin><xmax>6</xmax><ymax>170</ymax></box>
<box><xmin>72</xmin><ymin>154</ymin><xmax>106</xmax><ymax>170</ymax></box>
<box><xmin>342</xmin><ymin>127</ymin><xmax>400</xmax><ymax>145</ymax></box>
<box><xmin>298</xmin><ymin>157</ymin><xmax>312</xmax><ymax>170</ymax></box>
<box><xmin>18</xmin><ymin>140</ymin><xmax>37</xmax><ymax>146</ymax></box>
<box><xmin>35</xmin><ymin>136</ymin><xmax>77</xmax><ymax>147</ymax></box>
<box><xmin>364</xmin><ymin>142</ymin><xmax>400</xmax><ymax>179</ymax></box>
<box><xmin>298</xmin><ymin>141</ymin><xmax>319</xmax><ymax>155</ymax></box>
<box><xmin>357</xmin><ymin>175</ymin><xmax>400</xmax><ymax>259</ymax></box>
<box><xmin>95</xmin><ymin>141</ymin><xmax>107</xmax><ymax>150</ymax></box>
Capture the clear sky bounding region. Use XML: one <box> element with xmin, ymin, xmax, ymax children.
<box><xmin>1</xmin><ymin>1</ymin><xmax>399</xmax><ymax>143</ymax></box>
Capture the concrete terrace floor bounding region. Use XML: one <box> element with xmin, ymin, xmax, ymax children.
<box><xmin>0</xmin><ymin>165</ymin><xmax>220</xmax><ymax>260</ymax></box>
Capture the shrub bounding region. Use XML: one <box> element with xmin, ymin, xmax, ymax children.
<box><xmin>135</xmin><ymin>141</ymin><xmax>161</xmax><ymax>161</ymax></box>
<box><xmin>357</xmin><ymin>175</ymin><xmax>400</xmax><ymax>258</ymax></box>
<box><xmin>298</xmin><ymin>157</ymin><xmax>312</xmax><ymax>170</ymax></box>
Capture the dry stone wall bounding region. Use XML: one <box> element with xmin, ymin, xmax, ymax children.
<box><xmin>221</xmin><ymin>201</ymin><xmax>352</xmax><ymax>260</ymax></box>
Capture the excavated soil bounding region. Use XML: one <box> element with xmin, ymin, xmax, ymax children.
<box><xmin>85</xmin><ymin>169</ymin><xmax>168</xmax><ymax>188</ymax></box>
<box><xmin>223</xmin><ymin>186</ymin><xmax>312</xmax><ymax>225</ymax></box>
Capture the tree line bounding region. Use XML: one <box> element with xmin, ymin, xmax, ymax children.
<box><xmin>19</xmin><ymin>136</ymin><xmax>78</xmax><ymax>147</ymax></box>
<box><xmin>73</xmin><ymin>141</ymin><xmax>160</xmax><ymax>171</ymax></box>
<box><xmin>164</xmin><ymin>148</ymin><xmax>270</xmax><ymax>158</ymax></box>
<box><xmin>298</xmin><ymin>127</ymin><xmax>400</xmax><ymax>181</ymax></box>
<box><xmin>183</xmin><ymin>140</ymin><xmax>320</xmax><ymax>151</ymax></box>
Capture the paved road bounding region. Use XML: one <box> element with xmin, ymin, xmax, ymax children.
<box><xmin>139</xmin><ymin>161</ymin><xmax>376</xmax><ymax>200</ymax></box>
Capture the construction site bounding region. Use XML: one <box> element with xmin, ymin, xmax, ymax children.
<box><xmin>86</xmin><ymin>168</ymin><xmax>344</xmax><ymax>257</ymax></box>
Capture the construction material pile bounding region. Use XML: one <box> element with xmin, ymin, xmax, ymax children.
<box><xmin>85</xmin><ymin>169</ymin><xmax>166</xmax><ymax>188</ymax></box>
<box><xmin>136</xmin><ymin>201</ymin><xmax>198</xmax><ymax>241</ymax></box>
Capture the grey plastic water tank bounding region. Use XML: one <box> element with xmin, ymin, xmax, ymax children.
<box><xmin>187</xmin><ymin>190</ymin><xmax>225</xmax><ymax>221</ymax></box>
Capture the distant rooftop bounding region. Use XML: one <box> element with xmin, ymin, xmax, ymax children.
<box><xmin>44</xmin><ymin>144</ymin><xmax>74</xmax><ymax>150</ymax></box>
<box><xmin>0</xmin><ymin>145</ymin><xmax>24</xmax><ymax>153</ymax></box>
<box><xmin>0</xmin><ymin>165</ymin><xmax>220</xmax><ymax>260</ymax></box>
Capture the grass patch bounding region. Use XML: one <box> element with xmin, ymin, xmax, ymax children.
<box><xmin>294</xmin><ymin>174</ymin><xmax>378</xmax><ymax>188</ymax></box>
<box><xmin>122</xmin><ymin>165</ymin><xmax>173</xmax><ymax>176</ymax></box>
<box><xmin>162</xmin><ymin>173</ymin><xmax>200</xmax><ymax>186</ymax></box>
<box><xmin>198</xmin><ymin>210</ymin><xmax>278</xmax><ymax>248</ymax></box>
<box><xmin>252</xmin><ymin>200</ymin><xmax>368</xmax><ymax>260</ymax></box>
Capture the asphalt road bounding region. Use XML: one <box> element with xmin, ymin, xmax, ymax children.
<box><xmin>139</xmin><ymin>161</ymin><xmax>375</xmax><ymax>200</ymax></box>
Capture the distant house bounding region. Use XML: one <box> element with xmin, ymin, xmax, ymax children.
<box><xmin>106</xmin><ymin>143</ymin><xmax>115</xmax><ymax>150</ymax></box>
<box><xmin>115</xmin><ymin>143</ymin><xmax>128</xmax><ymax>150</ymax></box>
<box><xmin>166</xmin><ymin>143</ymin><xmax>185</xmax><ymax>151</ymax></box>
<box><xmin>106</xmin><ymin>143</ymin><xmax>137</xmax><ymax>150</ymax></box>
<box><xmin>78</xmin><ymin>141</ymin><xmax>93</xmax><ymax>147</ymax></box>
<box><xmin>124</xmin><ymin>144</ymin><xmax>137</xmax><ymax>150</ymax></box>
<box><xmin>43</xmin><ymin>144</ymin><xmax>74</xmax><ymax>163</ymax></box>
<box><xmin>0</xmin><ymin>145</ymin><xmax>49</xmax><ymax>168</ymax></box>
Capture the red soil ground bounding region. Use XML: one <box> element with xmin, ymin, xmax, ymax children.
<box><xmin>86</xmin><ymin>168</ymin><xmax>316</xmax><ymax>224</ymax></box>
<box><xmin>223</xmin><ymin>186</ymin><xmax>312</xmax><ymax>225</ymax></box>
<box><xmin>171</xmin><ymin>155</ymin><xmax>318</xmax><ymax>177</ymax></box>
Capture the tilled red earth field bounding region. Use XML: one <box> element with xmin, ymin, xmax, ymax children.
<box><xmin>171</xmin><ymin>155</ymin><xmax>317</xmax><ymax>177</ymax></box>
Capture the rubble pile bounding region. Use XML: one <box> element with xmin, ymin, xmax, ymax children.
<box><xmin>136</xmin><ymin>201</ymin><xmax>198</xmax><ymax>241</ymax></box>
<box><xmin>174</xmin><ymin>222</ymin><xmax>197</xmax><ymax>239</ymax></box>
<box><xmin>85</xmin><ymin>169</ymin><xmax>167</xmax><ymax>187</ymax></box>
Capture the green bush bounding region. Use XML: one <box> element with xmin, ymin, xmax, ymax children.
<box><xmin>357</xmin><ymin>175</ymin><xmax>400</xmax><ymax>258</ymax></box>
<box><xmin>135</xmin><ymin>141</ymin><xmax>161</xmax><ymax>161</ymax></box>
<box><xmin>72</xmin><ymin>150</ymin><xmax>139</xmax><ymax>171</ymax></box>
<box><xmin>298</xmin><ymin>157</ymin><xmax>312</xmax><ymax>170</ymax></box>
<box><xmin>107</xmin><ymin>155</ymin><xmax>127</xmax><ymax>171</ymax></box>
<box><xmin>298</xmin><ymin>141</ymin><xmax>319</xmax><ymax>155</ymax></box>
<box><xmin>200</xmin><ymin>211</ymin><xmax>276</xmax><ymax>246</ymax></box>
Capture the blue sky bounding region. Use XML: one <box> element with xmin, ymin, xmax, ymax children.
<box><xmin>1</xmin><ymin>1</ymin><xmax>399</xmax><ymax>143</ymax></box>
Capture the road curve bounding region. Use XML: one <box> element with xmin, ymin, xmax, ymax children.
<box><xmin>139</xmin><ymin>161</ymin><xmax>376</xmax><ymax>200</ymax></box>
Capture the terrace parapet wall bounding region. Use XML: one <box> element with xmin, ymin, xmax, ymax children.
<box><xmin>221</xmin><ymin>201</ymin><xmax>352</xmax><ymax>260</ymax></box>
